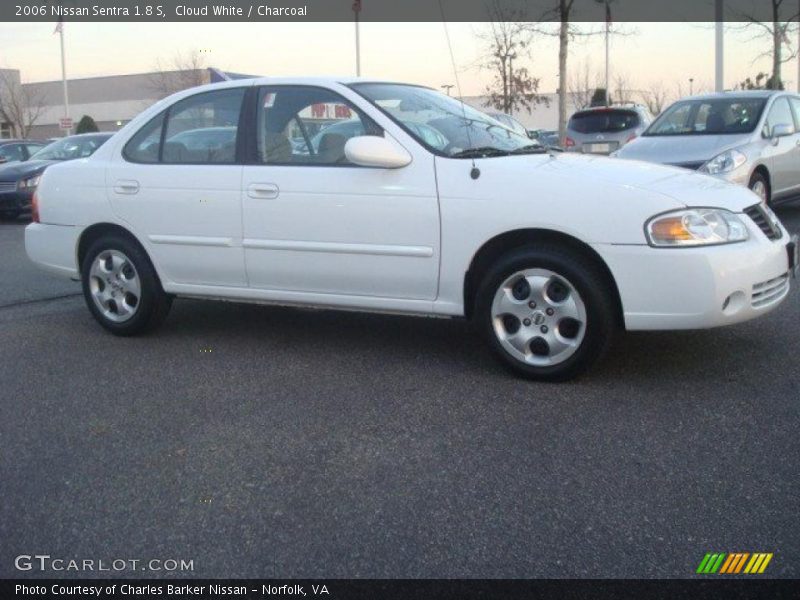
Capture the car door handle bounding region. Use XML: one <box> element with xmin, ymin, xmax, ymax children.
<box><xmin>114</xmin><ymin>180</ymin><xmax>139</xmax><ymax>194</ymax></box>
<box><xmin>247</xmin><ymin>183</ymin><xmax>279</xmax><ymax>199</ymax></box>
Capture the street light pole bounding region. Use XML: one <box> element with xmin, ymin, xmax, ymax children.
<box><xmin>689</xmin><ymin>78</ymin><xmax>694</xmax><ymax>95</ymax></box>
<box><xmin>441</xmin><ymin>84</ymin><xmax>454</xmax><ymax>96</ymax></box>
<box><xmin>594</xmin><ymin>0</ymin><xmax>612</xmax><ymax>106</ymax></box>
<box><xmin>715</xmin><ymin>0</ymin><xmax>724</xmax><ymax>92</ymax></box>
<box><xmin>353</xmin><ymin>0</ymin><xmax>362</xmax><ymax>77</ymax></box>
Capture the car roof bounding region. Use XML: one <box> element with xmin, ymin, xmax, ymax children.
<box><xmin>683</xmin><ymin>90</ymin><xmax>783</xmax><ymax>101</ymax></box>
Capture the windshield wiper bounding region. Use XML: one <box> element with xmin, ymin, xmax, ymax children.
<box><xmin>509</xmin><ymin>144</ymin><xmax>548</xmax><ymax>155</ymax></box>
<box><xmin>449</xmin><ymin>146</ymin><xmax>509</xmax><ymax>158</ymax></box>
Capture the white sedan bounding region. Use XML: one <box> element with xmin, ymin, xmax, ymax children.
<box><xmin>25</xmin><ymin>78</ymin><xmax>798</xmax><ymax>381</ymax></box>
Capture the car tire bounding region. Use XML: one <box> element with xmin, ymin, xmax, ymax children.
<box><xmin>81</xmin><ymin>234</ymin><xmax>172</xmax><ymax>336</ymax></box>
<box><xmin>475</xmin><ymin>244</ymin><xmax>617</xmax><ymax>382</ymax></box>
<box><xmin>748</xmin><ymin>172</ymin><xmax>770</xmax><ymax>205</ymax></box>
<box><xmin>0</xmin><ymin>210</ymin><xmax>19</xmax><ymax>221</ymax></box>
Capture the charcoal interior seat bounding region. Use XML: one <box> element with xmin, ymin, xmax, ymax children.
<box><xmin>263</xmin><ymin>132</ymin><xmax>292</xmax><ymax>163</ymax></box>
<box><xmin>317</xmin><ymin>133</ymin><xmax>348</xmax><ymax>164</ymax></box>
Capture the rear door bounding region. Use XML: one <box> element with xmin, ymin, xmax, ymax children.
<box><xmin>108</xmin><ymin>86</ymin><xmax>247</xmax><ymax>287</ymax></box>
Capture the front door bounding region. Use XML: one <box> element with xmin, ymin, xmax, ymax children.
<box><xmin>241</xmin><ymin>85</ymin><xmax>440</xmax><ymax>301</ymax></box>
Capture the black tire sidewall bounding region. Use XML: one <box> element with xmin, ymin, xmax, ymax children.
<box><xmin>475</xmin><ymin>245</ymin><xmax>615</xmax><ymax>381</ymax></box>
<box><xmin>749</xmin><ymin>172</ymin><xmax>770</xmax><ymax>205</ymax></box>
<box><xmin>81</xmin><ymin>235</ymin><xmax>167</xmax><ymax>335</ymax></box>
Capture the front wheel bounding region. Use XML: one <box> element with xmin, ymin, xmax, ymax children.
<box><xmin>81</xmin><ymin>235</ymin><xmax>172</xmax><ymax>335</ymax></box>
<box><xmin>748</xmin><ymin>172</ymin><xmax>770</xmax><ymax>205</ymax></box>
<box><xmin>475</xmin><ymin>245</ymin><xmax>617</xmax><ymax>381</ymax></box>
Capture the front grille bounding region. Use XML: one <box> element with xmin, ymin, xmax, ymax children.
<box><xmin>743</xmin><ymin>203</ymin><xmax>782</xmax><ymax>241</ymax></box>
<box><xmin>752</xmin><ymin>273</ymin><xmax>790</xmax><ymax>308</ymax></box>
<box><xmin>0</xmin><ymin>181</ymin><xmax>16</xmax><ymax>193</ymax></box>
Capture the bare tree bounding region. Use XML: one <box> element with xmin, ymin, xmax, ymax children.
<box><xmin>478</xmin><ymin>0</ymin><xmax>548</xmax><ymax>115</ymax></box>
<box><xmin>568</xmin><ymin>60</ymin><xmax>597</xmax><ymax>110</ymax></box>
<box><xmin>732</xmin><ymin>0</ymin><xmax>799</xmax><ymax>89</ymax></box>
<box><xmin>613</xmin><ymin>72</ymin><xmax>633</xmax><ymax>104</ymax></box>
<box><xmin>639</xmin><ymin>81</ymin><xmax>668</xmax><ymax>115</ymax></box>
<box><xmin>0</xmin><ymin>69</ymin><xmax>47</xmax><ymax>139</ymax></box>
<box><xmin>533</xmin><ymin>0</ymin><xmax>634</xmax><ymax>144</ymax></box>
<box><xmin>148</xmin><ymin>50</ymin><xmax>208</xmax><ymax>99</ymax></box>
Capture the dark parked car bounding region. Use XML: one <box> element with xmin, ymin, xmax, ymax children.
<box><xmin>0</xmin><ymin>133</ymin><xmax>112</xmax><ymax>220</ymax></box>
<box><xmin>0</xmin><ymin>139</ymin><xmax>47</xmax><ymax>165</ymax></box>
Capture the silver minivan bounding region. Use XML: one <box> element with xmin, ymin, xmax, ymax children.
<box><xmin>614</xmin><ymin>90</ymin><xmax>800</xmax><ymax>206</ymax></box>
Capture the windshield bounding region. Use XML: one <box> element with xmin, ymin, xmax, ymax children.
<box><xmin>645</xmin><ymin>98</ymin><xmax>766</xmax><ymax>136</ymax></box>
<box><xmin>569</xmin><ymin>109</ymin><xmax>639</xmax><ymax>134</ymax></box>
<box><xmin>30</xmin><ymin>135</ymin><xmax>110</xmax><ymax>161</ymax></box>
<box><xmin>351</xmin><ymin>83</ymin><xmax>539</xmax><ymax>157</ymax></box>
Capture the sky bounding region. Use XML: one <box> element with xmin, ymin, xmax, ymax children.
<box><xmin>0</xmin><ymin>21</ymin><xmax>793</xmax><ymax>99</ymax></box>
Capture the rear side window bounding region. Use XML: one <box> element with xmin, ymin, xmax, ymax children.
<box><xmin>569</xmin><ymin>110</ymin><xmax>639</xmax><ymax>134</ymax></box>
<box><xmin>123</xmin><ymin>87</ymin><xmax>245</xmax><ymax>164</ymax></box>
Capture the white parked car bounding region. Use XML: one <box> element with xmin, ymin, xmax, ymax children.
<box><xmin>25</xmin><ymin>78</ymin><xmax>798</xmax><ymax>381</ymax></box>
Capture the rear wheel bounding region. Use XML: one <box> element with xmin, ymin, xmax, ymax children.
<box><xmin>475</xmin><ymin>245</ymin><xmax>616</xmax><ymax>381</ymax></box>
<box><xmin>749</xmin><ymin>171</ymin><xmax>770</xmax><ymax>205</ymax></box>
<box><xmin>81</xmin><ymin>235</ymin><xmax>172</xmax><ymax>335</ymax></box>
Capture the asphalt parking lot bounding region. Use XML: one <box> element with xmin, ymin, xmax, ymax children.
<box><xmin>1</xmin><ymin>205</ymin><xmax>798</xmax><ymax>579</ymax></box>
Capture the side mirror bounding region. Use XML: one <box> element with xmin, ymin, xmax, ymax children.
<box><xmin>771</xmin><ymin>123</ymin><xmax>793</xmax><ymax>140</ymax></box>
<box><xmin>344</xmin><ymin>135</ymin><xmax>412</xmax><ymax>168</ymax></box>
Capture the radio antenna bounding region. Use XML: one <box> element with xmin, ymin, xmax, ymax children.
<box><xmin>438</xmin><ymin>0</ymin><xmax>480</xmax><ymax>179</ymax></box>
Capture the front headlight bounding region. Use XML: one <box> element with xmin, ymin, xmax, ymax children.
<box><xmin>698</xmin><ymin>149</ymin><xmax>747</xmax><ymax>175</ymax></box>
<box><xmin>646</xmin><ymin>209</ymin><xmax>749</xmax><ymax>247</ymax></box>
<box><xmin>18</xmin><ymin>174</ymin><xmax>41</xmax><ymax>190</ymax></box>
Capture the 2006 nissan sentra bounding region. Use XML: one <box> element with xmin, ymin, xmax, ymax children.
<box><xmin>25</xmin><ymin>78</ymin><xmax>798</xmax><ymax>381</ymax></box>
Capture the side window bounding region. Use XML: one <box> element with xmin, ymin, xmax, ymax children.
<box><xmin>0</xmin><ymin>144</ymin><xmax>24</xmax><ymax>162</ymax></box>
<box><xmin>256</xmin><ymin>86</ymin><xmax>381</xmax><ymax>165</ymax></box>
<box><xmin>764</xmin><ymin>97</ymin><xmax>795</xmax><ymax>137</ymax></box>
<box><xmin>788</xmin><ymin>97</ymin><xmax>800</xmax><ymax>130</ymax></box>
<box><xmin>25</xmin><ymin>144</ymin><xmax>43</xmax><ymax>158</ymax></box>
<box><xmin>124</xmin><ymin>113</ymin><xmax>164</xmax><ymax>163</ymax></box>
<box><xmin>163</xmin><ymin>88</ymin><xmax>244</xmax><ymax>164</ymax></box>
<box><xmin>124</xmin><ymin>88</ymin><xmax>245</xmax><ymax>164</ymax></box>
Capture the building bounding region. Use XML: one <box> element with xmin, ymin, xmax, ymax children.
<box><xmin>0</xmin><ymin>67</ymin><xmax>252</xmax><ymax>140</ymax></box>
<box><xmin>2</xmin><ymin>66</ymin><xmax>589</xmax><ymax>141</ymax></box>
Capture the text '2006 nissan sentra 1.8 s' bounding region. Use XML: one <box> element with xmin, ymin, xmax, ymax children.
<box><xmin>25</xmin><ymin>78</ymin><xmax>799</xmax><ymax>381</ymax></box>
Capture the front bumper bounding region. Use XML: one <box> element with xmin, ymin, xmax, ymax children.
<box><xmin>0</xmin><ymin>189</ymin><xmax>32</xmax><ymax>212</ymax></box>
<box><xmin>596</xmin><ymin>222</ymin><xmax>793</xmax><ymax>330</ymax></box>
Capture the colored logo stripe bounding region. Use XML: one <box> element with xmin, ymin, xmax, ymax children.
<box><xmin>744</xmin><ymin>553</ymin><xmax>773</xmax><ymax>574</ymax></box>
<box><xmin>697</xmin><ymin>552</ymin><xmax>773</xmax><ymax>574</ymax></box>
<box><xmin>697</xmin><ymin>553</ymin><xmax>726</xmax><ymax>573</ymax></box>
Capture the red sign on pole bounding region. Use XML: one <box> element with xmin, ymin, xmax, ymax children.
<box><xmin>59</xmin><ymin>117</ymin><xmax>73</xmax><ymax>131</ymax></box>
<box><xmin>352</xmin><ymin>0</ymin><xmax>362</xmax><ymax>13</ymax></box>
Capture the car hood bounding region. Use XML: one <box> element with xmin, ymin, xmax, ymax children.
<box><xmin>0</xmin><ymin>159</ymin><xmax>57</xmax><ymax>182</ymax></box>
<box><xmin>615</xmin><ymin>134</ymin><xmax>752</xmax><ymax>164</ymax></box>
<box><xmin>529</xmin><ymin>153</ymin><xmax>760</xmax><ymax>212</ymax></box>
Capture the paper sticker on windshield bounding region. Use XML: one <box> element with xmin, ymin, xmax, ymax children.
<box><xmin>263</xmin><ymin>93</ymin><xmax>276</xmax><ymax>108</ymax></box>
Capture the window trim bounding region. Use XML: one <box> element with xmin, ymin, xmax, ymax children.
<box><xmin>244</xmin><ymin>84</ymin><xmax>383</xmax><ymax>168</ymax></box>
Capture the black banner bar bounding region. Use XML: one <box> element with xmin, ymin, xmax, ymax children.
<box><xmin>2</xmin><ymin>0</ymin><xmax>798</xmax><ymax>23</ymax></box>
<box><xmin>4</xmin><ymin>579</ymin><xmax>800</xmax><ymax>600</ymax></box>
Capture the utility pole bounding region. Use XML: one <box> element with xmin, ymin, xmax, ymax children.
<box><xmin>594</xmin><ymin>0</ymin><xmax>612</xmax><ymax>106</ymax></box>
<box><xmin>56</xmin><ymin>18</ymin><xmax>70</xmax><ymax>136</ymax></box>
<box><xmin>689</xmin><ymin>77</ymin><xmax>694</xmax><ymax>95</ymax></box>
<box><xmin>353</xmin><ymin>0</ymin><xmax>362</xmax><ymax>77</ymax></box>
<box><xmin>715</xmin><ymin>0</ymin><xmax>724</xmax><ymax>92</ymax></box>
<box><xmin>441</xmin><ymin>84</ymin><xmax>454</xmax><ymax>96</ymax></box>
